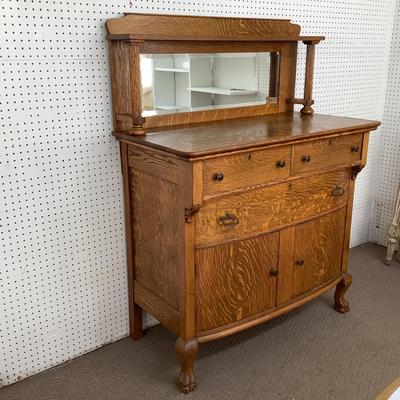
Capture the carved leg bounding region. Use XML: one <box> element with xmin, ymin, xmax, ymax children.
<box><xmin>175</xmin><ymin>337</ymin><xmax>198</xmax><ymax>394</ymax></box>
<box><xmin>131</xmin><ymin>303</ymin><xmax>143</xmax><ymax>340</ymax></box>
<box><xmin>334</xmin><ymin>273</ymin><xmax>353</xmax><ymax>313</ymax></box>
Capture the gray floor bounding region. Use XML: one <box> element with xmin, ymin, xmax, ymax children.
<box><xmin>2</xmin><ymin>243</ymin><xmax>400</xmax><ymax>400</ymax></box>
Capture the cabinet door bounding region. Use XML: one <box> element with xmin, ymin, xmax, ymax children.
<box><xmin>292</xmin><ymin>209</ymin><xmax>346</xmax><ymax>297</ymax></box>
<box><xmin>196</xmin><ymin>232</ymin><xmax>279</xmax><ymax>332</ymax></box>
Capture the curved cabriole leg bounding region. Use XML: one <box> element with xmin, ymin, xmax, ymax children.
<box><xmin>334</xmin><ymin>273</ymin><xmax>353</xmax><ymax>313</ymax></box>
<box><xmin>175</xmin><ymin>337</ymin><xmax>198</xmax><ymax>394</ymax></box>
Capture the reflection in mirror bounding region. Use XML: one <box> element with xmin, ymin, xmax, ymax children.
<box><xmin>140</xmin><ymin>52</ymin><xmax>280</xmax><ymax>116</ymax></box>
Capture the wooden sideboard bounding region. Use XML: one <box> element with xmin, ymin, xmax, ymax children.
<box><xmin>106</xmin><ymin>14</ymin><xmax>380</xmax><ymax>393</ymax></box>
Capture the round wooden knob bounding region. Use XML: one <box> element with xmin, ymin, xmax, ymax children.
<box><xmin>212</xmin><ymin>172</ymin><xmax>224</xmax><ymax>182</ymax></box>
<box><xmin>331</xmin><ymin>186</ymin><xmax>345</xmax><ymax>197</ymax></box>
<box><xmin>301</xmin><ymin>155</ymin><xmax>311</xmax><ymax>162</ymax></box>
<box><xmin>270</xmin><ymin>269</ymin><xmax>279</xmax><ymax>277</ymax></box>
<box><xmin>276</xmin><ymin>160</ymin><xmax>286</xmax><ymax>168</ymax></box>
<box><xmin>295</xmin><ymin>259</ymin><xmax>305</xmax><ymax>266</ymax></box>
<box><xmin>351</xmin><ymin>145</ymin><xmax>360</xmax><ymax>153</ymax></box>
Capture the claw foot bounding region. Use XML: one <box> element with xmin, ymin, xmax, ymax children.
<box><xmin>175</xmin><ymin>337</ymin><xmax>198</xmax><ymax>394</ymax></box>
<box><xmin>178</xmin><ymin>378</ymin><xmax>196</xmax><ymax>394</ymax></box>
<box><xmin>333</xmin><ymin>299</ymin><xmax>350</xmax><ymax>313</ymax></box>
<box><xmin>334</xmin><ymin>273</ymin><xmax>352</xmax><ymax>314</ymax></box>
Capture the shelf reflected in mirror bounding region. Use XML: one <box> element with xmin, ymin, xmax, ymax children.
<box><xmin>140</xmin><ymin>52</ymin><xmax>280</xmax><ymax>116</ymax></box>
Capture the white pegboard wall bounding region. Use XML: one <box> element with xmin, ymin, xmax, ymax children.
<box><xmin>0</xmin><ymin>0</ymin><xmax>396</xmax><ymax>387</ymax></box>
<box><xmin>370</xmin><ymin>0</ymin><xmax>400</xmax><ymax>245</ymax></box>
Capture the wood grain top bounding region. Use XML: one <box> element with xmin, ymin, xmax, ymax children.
<box><xmin>114</xmin><ymin>112</ymin><xmax>380</xmax><ymax>158</ymax></box>
<box><xmin>106</xmin><ymin>13</ymin><xmax>324</xmax><ymax>42</ymax></box>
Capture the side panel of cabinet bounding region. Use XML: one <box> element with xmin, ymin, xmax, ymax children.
<box><xmin>131</xmin><ymin>169</ymin><xmax>180</xmax><ymax>310</ymax></box>
<box><xmin>128</xmin><ymin>147</ymin><xmax>197</xmax><ymax>339</ymax></box>
<box><xmin>292</xmin><ymin>208</ymin><xmax>346</xmax><ymax>297</ymax></box>
<box><xmin>195</xmin><ymin>232</ymin><xmax>279</xmax><ymax>332</ymax></box>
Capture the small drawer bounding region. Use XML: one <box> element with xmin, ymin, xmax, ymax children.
<box><xmin>202</xmin><ymin>146</ymin><xmax>291</xmax><ymax>196</ymax></box>
<box><xmin>292</xmin><ymin>133</ymin><xmax>363</xmax><ymax>175</ymax></box>
<box><xmin>195</xmin><ymin>170</ymin><xmax>349</xmax><ymax>246</ymax></box>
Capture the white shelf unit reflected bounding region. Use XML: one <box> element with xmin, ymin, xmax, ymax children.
<box><xmin>188</xmin><ymin>87</ymin><xmax>258</xmax><ymax>96</ymax></box>
<box><xmin>144</xmin><ymin>53</ymin><xmax>270</xmax><ymax>112</ymax></box>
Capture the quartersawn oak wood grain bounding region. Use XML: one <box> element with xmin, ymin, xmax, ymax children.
<box><xmin>131</xmin><ymin>169</ymin><xmax>180</xmax><ymax>310</ymax></box>
<box><xmin>127</xmin><ymin>144</ymin><xmax>179</xmax><ymax>183</ymax></box>
<box><xmin>108</xmin><ymin>40</ymin><xmax>133</xmax><ymax>132</ymax></box>
<box><xmin>114</xmin><ymin>112</ymin><xmax>380</xmax><ymax>157</ymax></box>
<box><xmin>292</xmin><ymin>209</ymin><xmax>346</xmax><ymax>297</ymax></box>
<box><xmin>195</xmin><ymin>232</ymin><xmax>279</xmax><ymax>332</ymax></box>
<box><xmin>195</xmin><ymin>170</ymin><xmax>349</xmax><ymax>246</ymax></box>
<box><xmin>292</xmin><ymin>132</ymin><xmax>363</xmax><ymax>174</ymax></box>
<box><xmin>203</xmin><ymin>145</ymin><xmax>291</xmax><ymax>195</ymax></box>
<box><xmin>106</xmin><ymin>13</ymin><xmax>322</xmax><ymax>42</ymax></box>
<box><xmin>277</xmin><ymin>226</ymin><xmax>295</xmax><ymax>305</ymax></box>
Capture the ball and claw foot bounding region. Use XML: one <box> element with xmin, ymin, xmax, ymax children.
<box><xmin>334</xmin><ymin>298</ymin><xmax>350</xmax><ymax>313</ymax></box>
<box><xmin>334</xmin><ymin>273</ymin><xmax>352</xmax><ymax>314</ymax></box>
<box><xmin>175</xmin><ymin>337</ymin><xmax>198</xmax><ymax>394</ymax></box>
<box><xmin>178</xmin><ymin>377</ymin><xmax>196</xmax><ymax>394</ymax></box>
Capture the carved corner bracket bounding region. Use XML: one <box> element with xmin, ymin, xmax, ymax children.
<box><xmin>185</xmin><ymin>205</ymin><xmax>201</xmax><ymax>223</ymax></box>
<box><xmin>351</xmin><ymin>165</ymin><xmax>364</xmax><ymax>180</ymax></box>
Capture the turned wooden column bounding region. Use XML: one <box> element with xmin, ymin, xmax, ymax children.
<box><xmin>128</xmin><ymin>40</ymin><xmax>145</xmax><ymax>136</ymax></box>
<box><xmin>300</xmin><ymin>40</ymin><xmax>319</xmax><ymax>115</ymax></box>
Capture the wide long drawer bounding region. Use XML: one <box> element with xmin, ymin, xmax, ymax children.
<box><xmin>195</xmin><ymin>170</ymin><xmax>349</xmax><ymax>246</ymax></box>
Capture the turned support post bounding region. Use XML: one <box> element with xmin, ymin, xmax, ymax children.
<box><xmin>300</xmin><ymin>40</ymin><xmax>318</xmax><ymax>115</ymax></box>
<box><xmin>128</xmin><ymin>40</ymin><xmax>146</xmax><ymax>136</ymax></box>
<box><xmin>334</xmin><ymin>273</ymin><xmax>353</xmax><ymax>313</ymax></box>
<box><xmin>175</xmin><ymin>337</ymin><xmax>198</xmax><ymax>394</ymax></box>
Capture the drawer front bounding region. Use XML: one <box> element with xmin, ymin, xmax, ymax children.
<box><xmin>195</xmin><ymin>170</ymin><xmax>349</xmax><ymax>246</ymax></box>
<box><xmin>292</xmin><ymin>133</ymin><xmax>363</xmax><ymax>174</ymax></box>
<box><xmin>292</xmin><ymin>208</ymin><xmax>346</xmax><ymax>297</ymax></box>
<box><xmin>196</xmin><ymin>232</ymin><xmax>279</xmax><ymax>332</ymax></box>
<box><xmin>203</xmin><ymin>146</ymin><xmax>291</xmax><ymax>196</ymax></box>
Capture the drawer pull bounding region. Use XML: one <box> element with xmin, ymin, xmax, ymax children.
<box><xmin>219</xmin><ymin>212</ymin><xmax>240</xmax><ymax>227</ymax></box>
<box><xmin>295</xmin><ymin>259</ymin><xmax>305</xmax><ymax>266</ymax></box>
<box><xmin>301</xmin><ymin>154</ymin><xmax>311</xmax><ymax>163</ymax></box>
<box><xmin>270</xmin><ymin>268</ymin><xmax>279</xmax><ymax>277</ymax></box>
<box><xmin>212</xmin><ymin>172</ymin><xmax>224</xmax><ymax>182</ymax></box>
<box><xmin>276</xmin><ymin>160</ymin><xmax>286</xmax><ymax>168</ymax></box>
<box><xmin>351</xmin><ymin>145</ymin><xmax>360</xmax><ymax>153</ymax></box>
<box><xmin>331</xmin><ymin>186</ymin><xmax>345</xmax><ymax>197</ymax></box>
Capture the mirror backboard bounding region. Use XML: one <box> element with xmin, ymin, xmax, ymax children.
<box><xmin>140</xmin><ymin>52</ymin><xmax>280</xmax><ymax>116</ymax></box>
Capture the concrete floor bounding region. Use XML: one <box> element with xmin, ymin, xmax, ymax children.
<box><xmin>1</xmin><ymin>243</ymin><xmax>400</xmax><ymax>400</ymax></box>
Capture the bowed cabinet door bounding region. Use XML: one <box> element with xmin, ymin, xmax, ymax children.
<box><xmin>292</xmin><ymin>208</ymin><xmax>347</xmax><ymax>298</ymax></box>
<box><xmin>195</xmin><ymin>232</ymin><xmax>279</xmax><ymax>332</ymax></box>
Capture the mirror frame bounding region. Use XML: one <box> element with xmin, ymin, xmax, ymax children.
<box><xmin>106</xmin><ymin>14</ymin><xmax>324</xmax><ymax>135</ymax></box>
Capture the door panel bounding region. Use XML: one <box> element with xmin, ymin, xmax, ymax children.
<box><xmin>196</xmin><ymin>232</ymin><xmax>279</xmax><ymax>332</ymax></box>
<box><xmin>292</xmin><ymin>208</ymin><xmax>346</xmax><ymax>297</ymax></box>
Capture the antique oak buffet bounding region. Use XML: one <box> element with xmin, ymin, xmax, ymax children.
<box><xmin>106</xmin><ymin>14</ymin><xmax>380</xmax><ymax>393</ymax></box>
